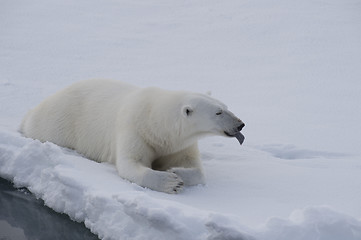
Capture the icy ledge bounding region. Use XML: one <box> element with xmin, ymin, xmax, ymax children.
<box><xmin>0</xmin><ymin>130</ymin><xmax>360</xmax><ymax>240</ymax></box>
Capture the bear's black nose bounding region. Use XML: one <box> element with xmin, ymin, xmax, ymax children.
<box><xmin>237</xmin><ymin>123</ymin><xmax>245</xmax><ymax>131</ymax></box>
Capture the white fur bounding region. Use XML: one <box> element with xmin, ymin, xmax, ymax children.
<box><xmin>20</xmin><ymin>79</ymin><xmax>244</xmax><ymax>193</ymax></box>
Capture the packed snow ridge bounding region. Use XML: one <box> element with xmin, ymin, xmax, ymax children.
<box><xmin>1</xmin><ymin>130</ymin><xmax>360</xmax><ymax>240</ymax></box>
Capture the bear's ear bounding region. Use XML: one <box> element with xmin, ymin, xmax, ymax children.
<box><xmin>182</xmin><ymin>106</ymin><xmax>193</xmax><ymax>117</ymax></box>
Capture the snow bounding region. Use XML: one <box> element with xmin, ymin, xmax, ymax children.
<box><xmin>1</xmin><ymin>0</ymin><xmax>361</xmax><ymax>239</ymax></box>
<box><xmin>2</xmin><ymin>131</ymin><xmax>360</xmax><ymax>240</ymax></box>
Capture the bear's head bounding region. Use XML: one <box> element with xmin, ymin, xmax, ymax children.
<box><xmin>181</xmin><ymin>94</ymin><xmax>245</xmax><ymax>145</ymax></box>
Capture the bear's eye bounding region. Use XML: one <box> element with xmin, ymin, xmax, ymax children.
<box><xmin>184</xmin><ymin>106</ymin><xmax>193</xmax><ymax>116</ymax></box>
<box><xmin>216</xmin><ymin>111</ymin><xmax>223</xmax><ymax>115</ymax></box>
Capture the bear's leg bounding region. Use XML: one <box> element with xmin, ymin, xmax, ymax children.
<box><xmin>154</xmin><ymin>144</ymin><xmax>206</xmax><ymax>186</ymax></box>
<box><xmin>116</xmin><ymin>161</ymin><xmax>184</xmax><ymax>194</ymax></box>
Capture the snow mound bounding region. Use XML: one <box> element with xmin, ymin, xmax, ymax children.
<box><xmin>261</xmin><ymin>207</ymin><xmax>361</xmax><ymax>240</ymax></box>
<box><xmin>257</xmin><ymin>144</ymin><xmax>347</xmax><ymax>160</ymax></box>
<box><xmin>1</xmin><ymin>130</ymin><xmax>360</xmax><ymax>240</ymax></box>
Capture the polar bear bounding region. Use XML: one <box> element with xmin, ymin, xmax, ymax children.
<box><xmin>20</xmin><ymin>80</ymin><xmax>245</xmax><ymax>193</ymax></box>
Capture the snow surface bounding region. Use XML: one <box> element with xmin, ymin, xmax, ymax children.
<box><xmin>1</xmin><ymin>0</ymin><xmax>361</xmax><ymax>239</ymax></box>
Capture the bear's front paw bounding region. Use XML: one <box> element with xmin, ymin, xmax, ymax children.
<box><xmin>142</xmin><ymin>170</ymin><xmax>184</xmax><ymax>194</ymax></box>
<box><xmin>168</xmin><ymin>167</ymin><xmax>205</xmax><ymax>186</ymax></box>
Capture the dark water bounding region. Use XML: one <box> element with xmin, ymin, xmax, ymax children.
<box><xmin>0</xmin><ymin>178</ymin><xmax>99</xmax><ymax>240</ymax></box>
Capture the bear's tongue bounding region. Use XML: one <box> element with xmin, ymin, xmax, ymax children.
<box><xmin>235</xmin><ymin>132</ymin><xmax>245</xmax><ymax>145</ymax></box>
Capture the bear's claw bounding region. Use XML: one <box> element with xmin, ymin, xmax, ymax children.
<box><xmin>172</xmin><ymin>183</ymin><xmax>184</xmax><ymax>193</ymax></box>
<box><xmin>162</xmin><ymin>172</ymin><xmax>184</xmax><ymax>194</ymax></box>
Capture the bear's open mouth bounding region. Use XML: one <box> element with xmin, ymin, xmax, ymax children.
<box><xmin>224</xmin><ymin>131</ymin><xmax>234</xmax><ymax>137</ymax></box>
